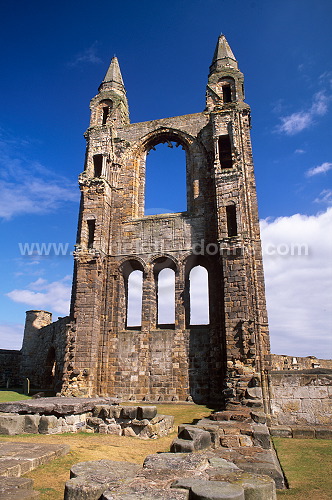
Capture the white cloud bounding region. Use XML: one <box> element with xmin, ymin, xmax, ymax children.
<box><xmin>278</xmin><ymin>91</ymin><xmax>330</xmax><ymax>135</ymax></box>
<box><xmin>306</xmin><ymin>161</ymin><xmax>332</xmax><ymax>177</ymax></box>
<box><xmin>0</xmin><ymin>138</ymin><xmax>78</xmax><ymax>219</ymax></box>
<box><xmin>260</xmin><ymin>207</ymin><xmax>332</xmax><ymax>359</ymax></box>
<box><xmin>0</xmin><ymin>178</ymin><xmax>78</xmax><ymax>219</ymax></box>
<box><xmin>68</xmin><ymin>42</ymin><xmax>102</xmax><ymax>67</ymax></box>
<box><xmin>6</xmin><ymin>276</ymin><xmax>71</xmax><ymax>316</ymax></box>
<box><xmin>0</xmin><ymin>322</ymin><xmax>24</xmax><ymax>350</ymax></box>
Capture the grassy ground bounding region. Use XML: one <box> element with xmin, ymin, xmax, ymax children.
<box><xmin>0</xmin><ymin>391</ymin><xmax>331</xmax><ymax>499</ymax></box>
<box><xmin>0</xmin><ymin>389</ymin><xmax>30</xmax><ymax>402</ymax></box>
<box><xmin>273</xmin><ymin>437</ymin><xmax>332</xmax><ymax>499</ymax></box>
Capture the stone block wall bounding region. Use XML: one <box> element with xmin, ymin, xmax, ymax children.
<box><xmin>269</xmin><ymin>369</ymin><xmax>332</xmax><ymax>425</ymax></box>
<box><xmin>20</xmin><ymin>311</ymin><xmax>70</xmax><ymax>392</ymax></box>
<box><xmin>0</xmin><ymin>403</ymin><xmax>174</xmax><ymax>439</ymax></box>
<box><xmin>0</xmin><ymin>349</ymin><xmax>21</xmax><ymax>387</ymax></box>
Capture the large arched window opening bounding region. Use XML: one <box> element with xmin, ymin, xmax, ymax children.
<box><xmin>127</xmin><ymin>269</ymin><xmax>143</xmax><ymax>328</ymax></box>
<box><xmin>145</xmin><ymin>141</ymin><xmax>186</xmax><ymax>215</ymax></box>
<box><xmin>157</xmin><ymin>268</ymin><xmax>175</xmax><ymax>326</ymax></box>
<box><xmin>189</xmin><ymin>265</ymin><xmax>209</xmax><ymax>325</ymax></box>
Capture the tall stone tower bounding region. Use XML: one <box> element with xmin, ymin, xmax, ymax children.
<box><xmin>62</xmin><ymin>35</ymin><xmax>271</xmax><ymax>410</ymax></box>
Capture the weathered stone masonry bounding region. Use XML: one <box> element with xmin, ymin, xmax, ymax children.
<box><xmin>59</xmin><ymin>35</ymin><xmax>271</xmax><ymax>406</ymax></box>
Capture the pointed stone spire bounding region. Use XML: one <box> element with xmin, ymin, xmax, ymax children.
<box><xmin>99</xmin><ymin>56</ymin><xmax>126</xmax><ymax>95</ymax></box>
<box><xmin>209</xmin><ymin>34</ymin><xmax>238</xmax><ymax>75</ymax></box>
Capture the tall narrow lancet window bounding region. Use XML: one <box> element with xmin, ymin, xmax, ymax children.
<box><xmin>102</xmin><ymin>107</ymin><xmax>109</xmax><ymax>124</ymax></box>
<box><xmin>157</xmin><ymin>268</ymin><xmax>175</xmax><ymax>326</ymax></box>
<box><xmin>218</xmin><ymin>135</ymin><xmax>232</xmax><ymax>169</ymax></box>
<box><xmin>189</xmin><ymin>265</ymin><xmax>209</xmax><ymax>325</ymax></box>
<box><xmin>145</xmin><ymin>141</ymin><xmax>186</xmax><ymax>215</ymax></box>
<box><xmin>127</xmin><ymin>270</ymin><xmax>143</xmax><ymax>328</ymax></box>
<box><xmin>87</xmin><ymin>219</ymin><xmax>96</xmax><ymax>248</ymax></box>
<box><xmin>226</xmin><ymin>204</ymin><xmax>238</xmax><ymax>236</ymax></box>
<box><xmin>93</xmin><ymin>154</ymin><xmax>103</xmax><ymax>177</ymax></box>
<box><xmin>222</xmin><ymin>85</ymin><xmax>232</xmax><ymax>103</ymax></box>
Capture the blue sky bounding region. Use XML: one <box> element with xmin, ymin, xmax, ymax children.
<box><xmin>0</xmin><ymin>0</ymin><xmax>331</xmax><ymax>359</ymax></box>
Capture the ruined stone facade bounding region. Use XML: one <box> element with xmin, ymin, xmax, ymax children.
<box><xmin>20</xmin><ymin>311</ymin><xmax>70</xmax><ymax>392</ymax></box>
<box><xmin>57</xmin><ymin>35</ymin><xmax>271</xmax><ymax>407</ymax></box>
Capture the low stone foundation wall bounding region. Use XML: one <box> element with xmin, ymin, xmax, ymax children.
<box><xmin>269</xmin><ymin>369</ymin><xmax>332</xmax><ymax>425</ymax></box>
<box><xmin>0</xmin><ymin>397</ymin><xmax>174</xmax><ymax>438</ymax></box>
<box><xmin>64</xmin><ymin>406</ymin><xmax>285</xmax><ymax>499</ymax></box>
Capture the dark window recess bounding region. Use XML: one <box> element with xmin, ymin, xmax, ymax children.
<box><xmin>93</xmin><ymin>154</ymin><xmax>103</xmax><ymax>177</ymax></box>
<box><xmin>218</xmin><ymin>135</ymin><xmax>233</xmax><ymax>169</ymax></box>
<box><xmin>226</xmin><ymin>205</ymin><xmax>237</xmax><ymax>237</ymax></box>
<box><xmin>222</xmin><ymin>85</ymin><xmax>232</xmax><ymax>103</ymax></box>
<box><xmin>87</xmin><ymin>219</ymin><xmax>96</xmax><ymax>248</ymax></box>
<box><xmin>102</xmin><ymin>106</ymin><xmax>109</xmax><ymax>124</ymax></box>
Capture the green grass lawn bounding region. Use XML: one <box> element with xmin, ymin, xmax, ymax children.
<box><xmin>0</xmin><ymin>389</ymin><xmax>31</xmax><ymax>402</ymax></box>
<box><xmin>273</xmin><ymin>437</ymin><xmax>332</xmax><ymax>500</ymax></box>
<box><xmin>0</xmin><ymin>391</ymin><xmax>331</xmax><ymax>499</ymax></box>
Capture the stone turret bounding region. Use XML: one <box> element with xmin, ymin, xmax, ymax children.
<box><xmin>206</xmin><ymin>34</ymin><xmax>245</xmax><ymax>111</ymax></box>
<box><xmin>89</xmin><ymin>56</ymin><xmax>129</xmax><ymax>127</ymax></box>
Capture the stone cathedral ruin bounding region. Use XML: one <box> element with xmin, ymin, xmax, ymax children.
<box><xmin>21</xmin><ymin>35</ymin><xmax>271</xmax><ymax>407</ymax></box>
<box><xmin>1</xmin><ymin>37</ymin><xmax>331</xmax><ymax>427</ymax></box>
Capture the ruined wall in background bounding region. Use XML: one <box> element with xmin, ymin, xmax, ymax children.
<box><xmin>269</xmin><ymin>369</ymin><xmax>332</xmax><ymax>425</ymax></box>
<box><xmin>271</xmin><ymin>354</ymin><xmax>332</xmax><ymax>371</ymax></box>
<box><xmin>20</xmin><ymin>311</ymin><xmax>70</xmax><ymax>393</ymax></box>
<box><xmin>0</xmin><ymin>350</ymin><xmax>22</xmax><ymax>387</ymax></box>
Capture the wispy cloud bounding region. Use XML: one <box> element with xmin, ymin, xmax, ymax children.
<box><xmin>306</xmin><ymin>161</ymin><xmax>332</xmax><ymax>177</ymax></box>
<box><xmin>68</xmin><ymin>42</ymin><xmax>102</xmax><ymax>67</ymax></box>
<box><xmin>278</xmin><ymin>91</ymin><xmax>330</xmax><ymax>135</ymax></box>
<box><xmin>6</xmin><ymin>275</ymin><xmax>72</xmax><ymax>316</ymax></box>
<box><xmin>0</xmin><ymin>322</ymin><xmax>24</xmax><ymax>350</ymax></box>
<box><xmin>314</xmin><ymin>189</ymin><xmax>332</xmax><ymax>205</ymax></box>
<box><xmin>0</xmin><ymin>134</ymin><xmax>78</xmax><ymax>219</ymax></box>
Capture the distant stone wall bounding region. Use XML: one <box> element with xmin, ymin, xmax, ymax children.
<box><xmin>271</xmin><ymin>354</ymin><xmax>332</xmax><ymax>371</ymax></box>
<box><xmin>269</xmin><ymin>369</ymin><xmax>332</xmax><ymax>425</ymax></box>
<box><xmin>20</xmin><ymin>311</ymin><xmax>70</xmax><ymax>392</ymax></box>
<box><xmin>0</xmin><ymin>350</ymin><xmax>21</xmax><ymax>387</ymax></box>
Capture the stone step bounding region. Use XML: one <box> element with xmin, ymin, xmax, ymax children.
<box><xmin>0</xmin><ymin>477</ymin><xmax>39</xmax><ymax>499</ymax></box>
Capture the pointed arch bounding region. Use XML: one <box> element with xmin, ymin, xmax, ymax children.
<box><xmin>189</xmin><ymin>265</ymin><xmax>210</xmax><ymax>325</ymax></box>
<box><xmin>120</xmin><ymin>259</ymin><xmax>145</xmax><ymax>329</ymax></box>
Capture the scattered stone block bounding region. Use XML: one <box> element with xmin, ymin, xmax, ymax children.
<box><xmin>65</xmin><ymin>460</ymin><xmax>141</xmax><ymax>500</ymax></box>
<box><xmin>292</xmin><ymin>427</ymin><xmax>315</xmax><ymax>439</ymax></box>
<box><xmin>176</xmin><ymin>478</ymin><xmax>245</xmax><ymax>500</ymax></box>
<box><xmin>121</xmin><ymin>406</ymin><xmax>137</xmax><ymax>419</ymax></box>
<box><xmin>251</xmin><ymin>424</ymin><xmax>272</xmax><ymax>449</ymax></box>
<box><xmin>178</xmin><ymin>425</ymin><xmax>212</xmax><ymax>450</ymax></box>
<box><xmin>143</xmin><ymin>453</ymin><xmax>209</xmax><ymax>471</ymax></box>
<box><xmin>23</xmin><ymin>415</ymin><xmax>40</xmax><ymax>434</ymax></box>
<box><xmin>170</xmin><ymin>438</ymin><xmax>195</xmax><ymax>453</ymax></box>
<box><xmin>245</xmin><ymin>387</ymin><xmax>262</xmax><ymax>400</ymax></box>
<box><xmin>38</xmin><ymin>415</ymin><xmax>59</xmax><ymax>434</ymax></box>
<box><xmin>220</xmin><ymin>435</ymin><xmax>240</xmax><ymax>448</ymax></box>
<box><xmin>238</xmin><ymin>435</ymin><xmax>252</xmax><ymax>447</ymax></box>
<box><xmin>315</xmin><ymin>427</ymin><xmax>332</xmax><ymax>439</ymax></box>
<box><xmin>250</xmin><ymin>411</ymin><xmax>266</xmax><ymax>424</ymax></box>
<box><xmin>137</xmin><ymin>406</ymin><xmax>157</xmax><ymax>420</ymax></box>
<box><xmin>122</xmin><ymin>427</ymin><xmax>137</xmax><ymax>437</ymax></box>
<box><xmin>208</xmin><ymin>457</ymin><xmax>240</xmax><ymax>471</ymax></box>
<box><xmin>269</xmin><ymin>426</ymin><xmax>292</xmax><ymax>438</ymax></box>
<box><xmin>0</xmin><ymin>413</ymin><xmax>24</xmax><ymax>435</ymax></box>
